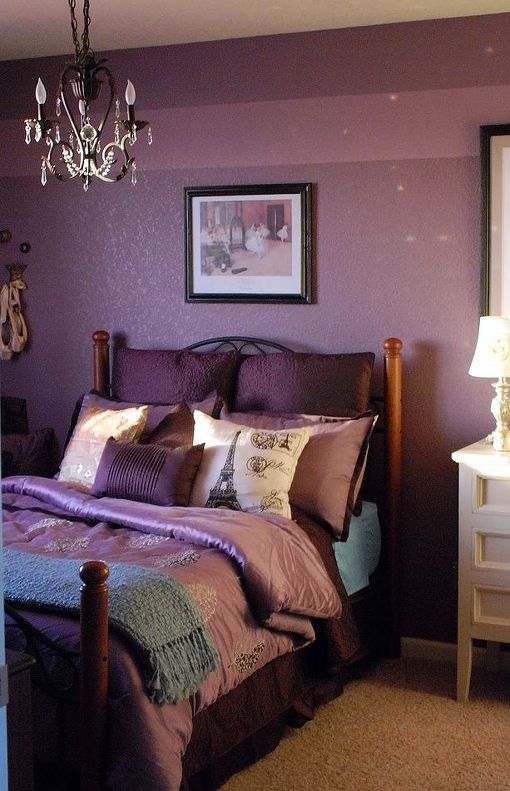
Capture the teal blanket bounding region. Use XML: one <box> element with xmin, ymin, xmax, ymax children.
<box><xmin>3</xmin><ymin>548</ymin><xmax>219</xmax><ymax>704</ymax></box>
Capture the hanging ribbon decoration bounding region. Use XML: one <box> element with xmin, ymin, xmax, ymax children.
<box><xmin>1</xmin><ymin>264</ymin><xmax>28</xmax><ymax>361</ymax></box>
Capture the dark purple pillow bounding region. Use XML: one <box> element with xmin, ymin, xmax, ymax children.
<box><xmin>91</xmin><ymin>439</ymin><xmax>204</xmax><ymax>507</ymax></box>
<box><xmin>112</xmin><ymin>347</ymin><xmax>240</xmax><ymax>406</ymax></box>
<box><xmin>2</xmin><ymin>428</ymin><xmax>59</xmax><ymax>478</ymax></box>
<box><xmin>234</xmin><ymin>352</ymin><xmax>375</xmax><ymax>416</ymax></box>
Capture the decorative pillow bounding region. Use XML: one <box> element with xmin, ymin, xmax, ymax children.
<box><xmin>64</xmin><ymin>391</ymin><xmax>222</xmax><ymax>454</ymax></box>
<box><xmin>91</xmin><ymin>439</ymin><xmax>205</xmax><ymax>506</ymax></box>
<box><xmin>1</xmin><ymin>395</ymin><xmax>29</xmax><ymax>435</ymax></box>
<box><xmin>112</xmin><ymin>347</ymin><xmax>240</xmax><ymax>406</ymax></box>
<box><xmin>221</xmin><ymin>409</ymin><xmax>377</xmax><ymax>539</ymax></box>
<box><xmin>190</xmin><ymin>411</ymin><xmax>310</xmax><ymax>519</ymax></box>
<box><xmin>234</xmin><ymin>351</ymin><xmax>375</xmax><ymax>416</ymax></box>
<box><xmin>58</xmin><ymin>405</ymin><xmax>148</xmax><ymax>489</ymax></box>
<box><xmin>141</xmin><ymin>404</ymin><xmax>195</xmax><ymax>450</ymax></box>
<box><xmin>1</xmin><ymin>427</ymin><xmax>59</xmax><ymax>478</ymax></box>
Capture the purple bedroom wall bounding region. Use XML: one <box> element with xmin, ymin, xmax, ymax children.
<box><xmin>1</xmin><ymin>12</ymin><xmax>510</xmax><ymax>644</ymax></box>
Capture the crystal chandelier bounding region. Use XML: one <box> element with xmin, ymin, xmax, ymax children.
<box><xmin>24</xmin><ymin>0</ymin><xmax>152</xmax><ymax>190</ymax></box>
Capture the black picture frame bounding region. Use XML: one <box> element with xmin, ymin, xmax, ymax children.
<box><xmin>480</xmin><ymin>124</ymin><xmax>510</xmax><ymax>316</ymax></box>
<box><xmin>185</xmin><ymin>183</ymin><xmax>312</xmax><ymax>303</ymax></box>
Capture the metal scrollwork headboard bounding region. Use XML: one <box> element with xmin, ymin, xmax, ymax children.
<box><xmin>185</xmin><ymin>336</ymin><xmax>293</xmax><ymax>354</ymax></box>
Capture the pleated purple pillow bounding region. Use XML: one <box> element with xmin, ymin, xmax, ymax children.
<box><xmin>92</xmin><ymin>439</ymin><xmax>204</xmax><ymax>507</ymax></box>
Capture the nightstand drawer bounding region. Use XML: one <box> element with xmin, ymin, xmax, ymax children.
<box><xmin>473</xmin><ymin>584</ymin><xmax>510</xmax><ymax>627</ymax></box>
<box><xmin>475</xmin><ymin>476</ymin><xmax>510</xmax><ymax>515</ymax></box>
<box><xmin>473</xmin><ymin>528</ymin><xmax>510</xmax><ymax>570</ymax></box>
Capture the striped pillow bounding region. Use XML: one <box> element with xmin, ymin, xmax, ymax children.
<box><xmin>91</xmin><ymin>439</ymin><xmax>204</xmax><ymax>507</ymax></box>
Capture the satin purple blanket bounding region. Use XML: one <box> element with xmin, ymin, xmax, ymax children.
<box><xmin>3</xmin><ymin>475</ymin><xmax>341</xmax><ymax>791</ymax></box>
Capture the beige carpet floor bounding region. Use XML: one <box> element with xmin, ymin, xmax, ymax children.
<box><xmin>222</xmin><ymin>657</ymin><xmax>510</xmax><ymax>791</ymax></box>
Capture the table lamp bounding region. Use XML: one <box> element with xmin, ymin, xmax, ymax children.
<box><xmin>469</xmin><ymin>315</ymin><xmax>510</xmax><ymax>451</ymax></box>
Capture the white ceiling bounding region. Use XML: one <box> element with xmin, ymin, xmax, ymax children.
<box><xmin>2</xmin><ymin>0</ymin><xmax>510</xmax><ymax>61</ymax></box>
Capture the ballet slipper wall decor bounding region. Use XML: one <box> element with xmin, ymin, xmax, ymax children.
<box><xmin>1</xmin><ymin>263</ymin><xmax>28</xmax><ymax>361</ymax></box>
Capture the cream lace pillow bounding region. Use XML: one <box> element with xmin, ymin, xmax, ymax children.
<box><xmin>190</xmin><ymin>410</ymin><xmax>310</xmax><ymax>518</ymax></box>
<box><xmin>58</xmin><ymin>404</ymin><xmax>148</xmax><ymax>489</ymax></box>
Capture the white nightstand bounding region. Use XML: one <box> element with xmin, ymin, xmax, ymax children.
<box><xmin>452</xmin><ymin>440</ymin><xmax>510</xmax><ymax>701</ymax></box>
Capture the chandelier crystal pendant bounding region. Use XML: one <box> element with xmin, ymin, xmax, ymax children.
<box><xmin>24</xmin><ymin>0</ymin><xmax>152</xmax><ymax>191</ymax></box>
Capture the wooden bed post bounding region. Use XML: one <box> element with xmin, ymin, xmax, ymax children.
<box><xmin>383</xmin><ymin>338</ymin><xmax>403</xmax><ymax>657</ymax></box>
<box><xmin>80</xmin><ymin>560</ymin><xmax>109</xmax><ymax>791</ymax></box>
<box><xmin>93</xmin><ymin>330</ymin><xmax>110</xmax><ymax>395</ymax></box>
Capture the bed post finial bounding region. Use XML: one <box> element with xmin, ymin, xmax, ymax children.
<box><xmin>383</xmin><ymin>337</ymin><xmax>402</xmax><ymax>657</ymax></box>
<box><xmin>80</xmin><ymin>559</ymin><xmax>109</xmax><ymax>791</ymax></box>
<box><xmin>92</xmin><ymin>330</ymin><xmax>110</xmax><ymax>396</ymax></box>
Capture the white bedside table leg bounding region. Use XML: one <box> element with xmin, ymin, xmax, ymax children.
<box><xmin>457</xmin><ymin>635</ymin><xmax>472</xmax><ymax>702</ymax></box>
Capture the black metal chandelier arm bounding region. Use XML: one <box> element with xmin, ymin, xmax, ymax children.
<box><xmin>59</xmin><ymin>64</ymin><xmax>85</xmax><ymax>142</ymax></box>
<box><xmin>96</xmin><ymin>138</ymin><xmax>135</xmax><ymax>182</ymax></box>
<box><xmin>44</xmin><ymin>138</ymin><xmax>84</xmax><ymax>182</ymax></box>
<box><xmin>46</xmin><ymin>137</ymin><xmax>135</xmax><ymax>185</ymax></box>
<box><xmin>87</xmin><ymin>64</ymin><xmax>116</xmax><ymax>137</ymax></box>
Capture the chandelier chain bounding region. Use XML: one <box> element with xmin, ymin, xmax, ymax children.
<box><xmin>68</xmin><ymin>0</ymin><xmax>91</xmax><ymax>64</ymax></box>
<box><xmin>82</xmin><ymin>0</ymin><xmax>91</xmax><ymax>58</ymax></box>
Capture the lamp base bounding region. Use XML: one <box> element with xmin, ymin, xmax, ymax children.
<box><xmin>490</xmin><ymin>377</ymin><xmax>510</xmax><ymax>452</ymax></box>
<box><xmin>489</xmin><ymin>430</ymin><xmax>510</xmax><ymax>452</ymax></box>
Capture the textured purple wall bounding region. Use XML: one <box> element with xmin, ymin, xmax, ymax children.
<box><xmin>1</xmin><ymin>13</ymin><xmax>509</xmax><ymax>642</ymax></box>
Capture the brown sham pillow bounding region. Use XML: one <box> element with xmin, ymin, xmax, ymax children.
<box><xmin>140</xmin><ymin>404</ymin><xmax>195</xmax><ymax>450</ymax></box>
<box><xmin>91</xmin><ymin>439</ymin><xmax>205</xmax><ymax>507</ymax></box>
<box><xmin>221</xmin><ymin>409</ymin><xmax>377</xmax><ymax>539</ymax></box>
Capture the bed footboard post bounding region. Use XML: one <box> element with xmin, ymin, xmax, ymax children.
<box><xmin>93</xmin><ymin>330</ymin><xmax>110</xmax><ymax>395</ymax></box>
<box><xmin>80</xmin><ymin>560</ymin><xmax>109</xmax><ymax>791</ymax></box>
<box><xmin>384</xmin><ymin>338</ymin><xmax>403</xmax><ymax>657</ymax></box>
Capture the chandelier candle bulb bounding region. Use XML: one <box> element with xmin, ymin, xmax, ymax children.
<box><xmin>36</xmin><ymin>78</ymin><xmax>47</xmax><ymax>123</ymax></box>
<box><xmin>35</xmin><ymin>79</ymin><xmax>46</xmax><ymax>106</ymax></box>
<box><xmin>125</xmin><ymin>80</ymin><xmax>136</xmax><ymax>123</ymax></box>
<box><xmin>125</xmin><ymin>80</ymin><xmax>136</xmax><ymax>105</ymax></box>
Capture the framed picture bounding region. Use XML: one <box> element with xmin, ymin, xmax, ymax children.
<box><xmin>481</xmin><ymin>124</ymin><xmax>510</xmax><ymax>315</ymax></box>
<box><xmin>185</xmin><ymin>183</ymin><xmax>312</xmax><ymax>303</ymax></box>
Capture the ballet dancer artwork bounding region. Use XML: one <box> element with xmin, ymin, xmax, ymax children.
<box><xmin>185</xmin><ymin>183</ymin><xmax>312</xmax><ymax>303</ymax></box>
<box><xmin>276</xmin><ymin>224</ymin><xmax>289</xmax><ymax>242</ymax></box>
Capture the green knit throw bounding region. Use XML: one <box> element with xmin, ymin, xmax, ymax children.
<box><xmin>4</xmin><ymin>548</ymin><xmax>219</xmax><ymax>704</ymax></box>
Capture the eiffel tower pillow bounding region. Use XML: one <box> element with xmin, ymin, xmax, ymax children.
<box><xmin>189</xmin><ymin>411</ymin><xmax>310</xmax><ymax>519</ymax></box>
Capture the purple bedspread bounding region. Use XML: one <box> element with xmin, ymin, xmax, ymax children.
<box><xmin>3</xmin><ymin>475</ymin><xmax>341</xmax><ymax>791</ymax></box>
